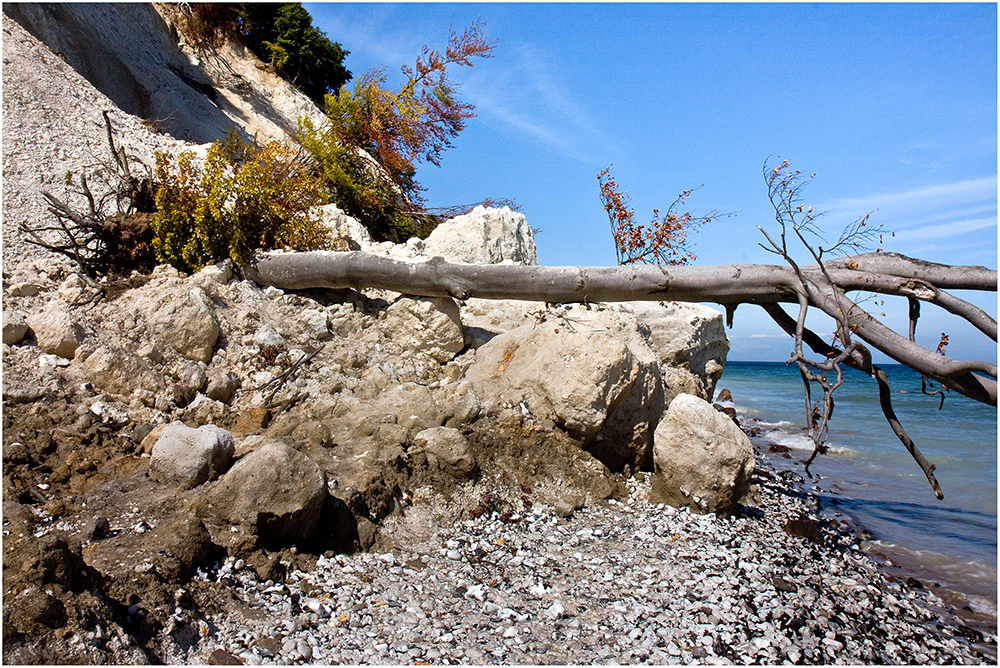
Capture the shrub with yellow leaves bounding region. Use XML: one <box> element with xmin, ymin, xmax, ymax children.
<box><xmin>152</xmin><ymin>133</ymin><xmax>330</xmax><ymax>273</ymax></box>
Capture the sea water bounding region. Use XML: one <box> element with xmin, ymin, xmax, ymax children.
<box><xmin>717</xmin><ymin>361</ymin><xmax>997</xmax><ymax>628</ymax></box>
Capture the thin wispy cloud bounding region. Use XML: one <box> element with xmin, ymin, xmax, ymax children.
<box><xmin>463</xmin><ymin>43</ymin><xmax>619</xmax><ymax>163</ymax></box>
<box><xmin>818</xmin><ymin>177</ymin><xmax>997</xmax><ymax>216</ymax></box>
<box><xmin>899</xmin><ymin>216</ymin><xmax>997</xmax><ymax>242</ymax></box>
<box><xmin>808</xmin><ymin>177</ymin><xmax>997</xmax><ymax>256</ymax></box>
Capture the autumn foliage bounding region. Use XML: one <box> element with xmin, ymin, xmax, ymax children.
<box><xmin>302</xmin><ymin>21</ymin><xmax>496</xmax><ymax>242</ymax></box>
<box><xmin>598</xmin><ymin>166</ymin><xmax>723</xmax><ymax>266</ymax></box>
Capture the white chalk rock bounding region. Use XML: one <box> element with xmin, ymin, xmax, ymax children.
<box><xmin>466</xmin><ymin>320</ymin><xmax>663</xmax><ymax>473</ymax></box>
<box><xmin>652</xmin><ymin>393</ymin><xmax>754</xmax><ymax>516</ymax></box>
<box><xmin>149</xmin><ymin>423</ymin><xmax>234</xmax><ymax>490</ymax></box>
<box><xmin>25</xmin><ymin>304</ymin><xmax>86</xmax><ymax>359</ymax></box>
<box><xmin>381</xmin><ymin>296</ymin><xmax>464</xmax><ymax>364</ymax></box>
<box><xmin>422</xmin><ymin>206</ymin><xmax>537</xmax><ymax>266</ymax></box>
<box><xmin>626</xmin><ymin>301</ymin><xmax>729</xmax><ymax>405</ymax></box>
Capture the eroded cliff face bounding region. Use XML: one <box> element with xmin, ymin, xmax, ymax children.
<box><xmin>2</xmin><ymin>7</ymin><xmax>736</xmax><ymax>663</ymax></box>
<box><xmin>3</xmin><ymin>3</ymin><xmax>325</xmax><ymax>144</ymax></box>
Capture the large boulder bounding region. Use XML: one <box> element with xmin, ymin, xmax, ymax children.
<box><xmin>24</xmin><ymin>304</ymin><xmax>86</xmax><ymax>358</ymax></box>
<box><xmin>465</xmin><ymin>320</ymin><xmax>663</xmax><ymax>472</ymax></box>
<box><xmin>624</xmin><ymin>301</ymin><xmax>728</xmax><ymax>405</ymax></box>
<box><xmin>422</xmin><ymin>206</ymin><xmax>538</xmax><ymax>266</ymax></box>
<box><xmin>148</xmin><ymin>423</ymin><xmax>234</xmax><ymax>490</ymax></box>
<box><xmin>197</xmin><ymin>441</ymin><xmax>326</xmax><ymax>546</ymax></box>
<box><xmin>650</xmin><ymin>393</ymin><xmax>754</xmax><ymax>516</ymax></box>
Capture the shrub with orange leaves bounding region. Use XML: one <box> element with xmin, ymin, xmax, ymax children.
<box><xmin>597</xmin><ymin>166</ymin><xmax>723</xmax><ymax>266</ymax></box>
<box><xmin>302</xmin><ymin>21</ymin><xmax>496</xmax><ymax>242</ymax></box>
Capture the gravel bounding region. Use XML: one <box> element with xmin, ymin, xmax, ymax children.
<box><xmin>184</xmin><ymin>475</ymin><xmax>994</xmax><ymax>665</ymax></box>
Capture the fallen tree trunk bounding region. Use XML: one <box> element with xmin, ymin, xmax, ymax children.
<box><xmin>243</xmin><ymin>250</ymin><xmax>995</xmax><ymax>302</ymax></box>
<box><xmin>242</xmin><ymin>249</ymin><xmax>997</xmax><ymax>407</ymax></box>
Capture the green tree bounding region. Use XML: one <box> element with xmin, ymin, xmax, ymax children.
<box><xmin>238</xmin><ymin>3</ymin><xmax>351</xmax><ymax>107</ymax></box>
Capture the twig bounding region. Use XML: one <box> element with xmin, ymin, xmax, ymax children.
<box><xmin>250</xmin><ymin>345</ymin><xmax>325</xmax><ymax>405</ymax></box>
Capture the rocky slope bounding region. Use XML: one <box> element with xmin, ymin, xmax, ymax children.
<box><xmin>2</xmin><ymin>5</ymin><xmax>993</xmax><ymax>665</ymax></box>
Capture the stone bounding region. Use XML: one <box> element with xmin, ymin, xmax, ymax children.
<box><xmin>465</xmin><ymin>321</ymin><xmax>663</xmax><ymax>472</ymax></box>
<box><xmin>298</xmin><ymin>308</ymin><xmax>331</xmax><ymax>340</ymax></box>
<box><xmin>194</xmin><ymin>261</ymin><xmax>233</xmax><ymax>286</ymax></box>
<box><xmin>231</xmin><ymin>407</ymin><xmax>272</xmax><ymax>438</ymax></box>
<box><xmin>624</xmin><ymin>301</ymin><xmax>728</xmax><ymax>405</ymax></box>
<box><xmin>772</xmin><ymin>576</ymin><xmax>798</xmax><ymax>593</ymax></box>
<box><xmin>3</xmin><ymin>310</ymin><xmax>29</xmax><ymax>345</ymax></box>
<box><xmin>57</xmin><ymin>274</ymin><xmax>98</xmax><ymax>305</ymax></box>
<box><xmin>80</xmin><ymin>344</ymin><xmax>164</xmax><ymax>396</ymax></box>
<box><xmin>82</xmin><ymin>515</ymin><xmax>213</xmax><ymax>584</ymax></box>
<box><xmin>208</xmin><ymin>648</ymin><xmax>243</xmax><ymax>665</ymax></box>
<box><xmin>7</xmin><ymin>282</ymin><xmax>39</xmax><ymax>297</ymax></box>
<box><xmin>144</xmin><ymin>286</ymin><xmax>220</xmax><ymax>363</ymax></box>
<box><xmin>197</xmin><ymin>441</ymin><xmax>326</xmax><ymax>545</ymax></box>
<box><xmin>553</xmin><ymin>498</ymin><xmax>576</xmax><ymax>518</ymax></box>
<box><xmin>77</xmin><ymin>516</ymin><xmax>111</xmax><ymax>544</ymax></box>
<box><xmin>148</xmin><ymin>423</ymin><xmax>235</xmax><ymax>490</ymax></box>
<box><xmin>205</xmin><ymin>365</ymin><xmax>241</xmax><ymax>404</ymax></box>
<box><xmin>253</xmin><ymin>323</ymin><xmax>286</xmax><ymax>351</ymax></box>
<box><xmin>316</xmin><ymin>203</ymin><xmax>372</xmax><ymax>250</ymax></box>
<box><xmin>375</xmin><ymin>383</ymin><xmax>442</xmax><ymax>433</ymax></box>
<box><xmin>437</xmin><ymin>380</ymin><xmax>482</xmax><ymax>428</ymax></box>
<box><xmin>784</xmin><ymin>517</ymin><xmax>825</xmax><ymax>543</ymax></box>
<box><xmin>650</xmin><ymin>393</ymin><xmax>754</xmax><ymax>516</ymax></box>
<box><xmin>181</xmin><ymin>393</ymin><xmax>228</xmax><ymax>425</ymax></box>
<box><xmin>414</xmin><ymin>427</ymin><xmax>478</xmax><ymax>479</ymax></box>
<box><xmin>24</xmin><ymin>304</ymin><xmax>85</xmax><ymax>359</ymax></box>
<box><xmin>381</xmin><ymin>296</ymin><xmax>465</xmax><ymax>364</ymax></box>
<box><xmin>356</xmin><ymin>517</ymin><xmax>378</xmax><ymax>550</ymax></box>
<box><xmin>174</xmin><ymin>359</ymin><xmax>207</xmax><ymax>394</ymax></box>
<box><xmin>3</xmin><ymin>441</ymin><xmax>31</xmax><ymax>466</ymax></box>
<box><xmin>422</xmin><ymin>206</ymin><xmax>537</xmax><ymax>266</ymax></box>
<box><xmin>5</xmin><ymin>588</ymin><xmax>67</xmax><ymax>634</ymax></box>
<box><xmin>139</xmin><ymin>424</ymin><xmax>167</xmax><ymax>455</ymax></box>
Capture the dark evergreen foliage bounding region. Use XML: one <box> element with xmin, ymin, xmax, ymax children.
<box><xmin>237</xmin><ymin>3</ymin><xmax>351</xmax><ymax>107</ymax></box>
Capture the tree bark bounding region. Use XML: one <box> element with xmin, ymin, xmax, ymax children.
<box><xmin>242</xmin><ymin>249</ymin><xmax>997</xmax><ymax>407</ymax></box>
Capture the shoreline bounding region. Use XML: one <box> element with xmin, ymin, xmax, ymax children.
<box><xmin>737</xmin><ymin>412</ymin><xmax>999</xmax><ymax>648</ymax></box>
<box><xmin>139</xmin><ymin>468</ymin><xmax>995</xmax><ymax>665</ymax></box>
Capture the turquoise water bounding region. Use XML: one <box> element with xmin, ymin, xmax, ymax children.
<box><xmin>717</xmin><ymin>361</ymin><xmax>997</xmax><ymax>622</ymax></box>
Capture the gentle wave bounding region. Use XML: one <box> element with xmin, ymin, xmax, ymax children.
<box><xmin>717</xmin><ymin>361</ymin><xmax>997</xmax><ymax>627</ymax></box>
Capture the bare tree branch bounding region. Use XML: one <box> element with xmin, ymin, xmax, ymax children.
<box><xmin>762</xmin><ymin>302</ymin><xmax>944</xmax><ymax>498</ymax></box>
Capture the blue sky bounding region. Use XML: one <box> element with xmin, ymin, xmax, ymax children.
<box><xmin>305</xmin><ymin>3</ymin><xmax>997</xmax><ymax>364</ymax></box>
